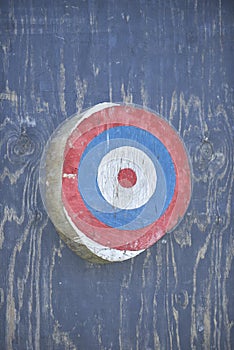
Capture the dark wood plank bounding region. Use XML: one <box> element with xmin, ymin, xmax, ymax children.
<box><xmin>0</xmin><ymin>0</ymin><xmax>233</xmax><ymax>349</ymax></box>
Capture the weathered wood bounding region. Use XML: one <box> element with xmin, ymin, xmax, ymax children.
<box><xmin>0</xmin><ymin>0</ymin><xmax>233</xmax><ymax>349</ymax></box>
<box><xmin>41</xmin><ymin>103</ymin><xmax>191</xmax><ymax>263</ymax></box>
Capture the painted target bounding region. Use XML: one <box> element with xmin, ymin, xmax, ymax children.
<box><xmin>57</xmin><ymin>103</ymin><xmax>192</xmax><ymax>261</ymax></box>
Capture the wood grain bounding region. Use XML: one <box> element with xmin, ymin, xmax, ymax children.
<box><xmin>0</xmin><ymin>0</ymin><xmax>233</xmax><ymax>349</ymax></box>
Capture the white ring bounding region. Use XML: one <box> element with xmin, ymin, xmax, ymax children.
<box><xmin>97</xmin><ymin>146</ymin><xmax>157</xmax><ymax>210</ymax></box>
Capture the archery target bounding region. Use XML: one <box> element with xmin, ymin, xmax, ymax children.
<box><xmin>60</xmin><ymin>103</ymin><xmax>192</xmax><ymax>259</ymax></box>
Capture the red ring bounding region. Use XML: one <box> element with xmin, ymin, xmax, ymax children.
<box><xmin>62</xmin><ymin>106</ymin><xmax>191</xmax><ymax>251</ymax></box>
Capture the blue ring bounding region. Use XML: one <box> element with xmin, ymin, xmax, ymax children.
<box><xmin>78</xmin><ymin>126</ymin><xmax>176</xmax><ymax>230</ymax></box>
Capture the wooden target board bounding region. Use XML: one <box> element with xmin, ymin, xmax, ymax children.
<box><xmin>40</xmin><ymin>103</ymin><xmax>192</xmax><ymax>262</ymax></box>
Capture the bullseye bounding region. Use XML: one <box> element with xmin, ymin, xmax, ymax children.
<box><xmin>117</xmin><ymin>168</ymin><xmax>137</xmax><ymax>188</ymax></box>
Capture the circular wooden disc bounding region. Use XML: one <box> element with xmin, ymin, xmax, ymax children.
<box><xmin>40</xmin><ymin>103</ymin><xmax>192</xmax><ymax>263</ymax></box>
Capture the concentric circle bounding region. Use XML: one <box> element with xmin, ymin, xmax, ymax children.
<box><xmin>97</xmin><ymin>146</ymin><xmax>157</xmax><ymax>210</ymax></box>
<box><xmin>61</xmin><ymin>104</ymin><xmax>192</xmax><ymax>253</ymax></box>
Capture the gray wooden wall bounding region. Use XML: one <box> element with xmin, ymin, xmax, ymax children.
<box><xmin>0</xmin><ymin>0</ymin><xmax>233</xmax><ymax>349</ymax></box>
